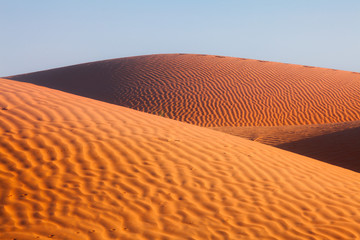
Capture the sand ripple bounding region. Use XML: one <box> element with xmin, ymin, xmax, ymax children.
<box><xmin>1</xmin><ymin>78</ymin><xmax>360</xmax><ymax>239</ymax></box>
<box><xmin>7</xmin><ymin>54</ymin><xmax>360</xmax><ymax>126</ymax></box>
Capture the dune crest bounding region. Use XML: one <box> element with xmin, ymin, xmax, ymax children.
<box><xmin>1</xmin><ymin>78</ymin><xmax>360</xmax><ymax>239</ymax></box>
<box><xmin>7</xmin><ymin>54</ymin><xmax>360</xmax><ymax>127</ymax></box>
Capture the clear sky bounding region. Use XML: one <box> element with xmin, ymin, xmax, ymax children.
<box><xmin>1</xmin><ymin>0</ymin><xmax>359</xmax><ymax>76</ymax></box>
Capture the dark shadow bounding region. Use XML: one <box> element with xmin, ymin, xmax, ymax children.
<box><xmin>277</xmin><ymin>126</ymin><xmax>360</xmax><ymax>172</ymax></box>
<box><xmin>5</xmin><ymin>62</ymin><xmax>114</xmax><ymax>104</ymax></box>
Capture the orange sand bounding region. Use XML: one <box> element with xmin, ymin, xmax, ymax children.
<box><xmin>7</xmin><ymin>54</ymin><xmax>360</xmax><ymax>127</ymax></box>
<box><xmin>212</xmin><ymin>121</ymin><xmax>360</xmax><ymax>172</ymax></box>
<box><xmin>277</xmin><ymin>124</ymin><xmax>360</xmax><ymax>172</ymax></box>
<box><xmin>1</xmin><ymin>78</ymin><xmax>360</xmax><ymax>239</ymax></box>
<box><xmin>212</xmin><ymin>121</ymin><xmax>360</xmax><ymax>146</ymax></box>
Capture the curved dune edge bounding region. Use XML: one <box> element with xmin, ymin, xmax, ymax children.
<box><xmin>1</xmin><ymin>78</ymin><xmax>360</xmax><ymax>240</ymax></box>
<box><xmin>7</xmin><ymin>54</ymin><xmax>360</xmax><ymax>127</ymax></box>
<box><xmin>212</xmin><ymin>121</ymin><xmax>360</xmax><ymax>146</ymax></box>
<box><xmin>277</xmin><ymin>125</ymin><xmax>360</xmax><ymax>172</ymax></box>
<box><xmin>211</xmin><ymin>121</ymin><xmax>360</xmax><ymax>172</ymax></box>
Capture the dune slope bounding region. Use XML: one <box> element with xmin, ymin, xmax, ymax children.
<box><xmin>6</xmin><ymin>54</ymin><xmax>360</xmax><ymax>127</ymax></box>
<box><xmin>212</xmin><ymin>121</ymin><xmax>360</xmax><ymax>146</ymax></box>
<box><xmin>1</xmin><ymin>78</ymin><xmax>360</xmax><ymax>239</ymax></box>
<box><xmin>278</xmin><ymin>126</ymin><xmax>360</xmax><ymax>172</ymax></box>
<box><xmin>212</xmin><ymin>121</ymin><xmax>360</xmax><ymax>172</ymax></box>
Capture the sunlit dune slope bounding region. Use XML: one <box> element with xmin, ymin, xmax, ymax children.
<box><xmin>212</xmin><ymin>121</ymin><xmax>360</xmax><ymax>172</ymax></box>
<box><xmin>1</xmin><ymin>78</ymin><xmax>360</xmax><ymax>240</ymax></box>
<box><xmin>7</xmin><ymin>54</ymin><xmax>360</xmax><ymax>126</ymax></box>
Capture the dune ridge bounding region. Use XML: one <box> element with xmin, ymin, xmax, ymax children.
<box><xmin>7</xmin><ymin>54</ymin><xmax>360</xmax><ymax>127</ymax></box>
<box><xmin>1</xmin><ymin>78</ymin><xmax>360</xmax><ymax>239</ymax></box>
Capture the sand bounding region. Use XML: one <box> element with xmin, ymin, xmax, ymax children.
<box><xmin>7</xmin><ymin>54</ymin><xmax>360</xmax><ymax>127</ymax></box>
<box><xmin>1</xmin><ymin>78</ymin><xmax>360</xmax><ymax>240</ymax></box>
<box><xmin>212</xmin><ymin>121</ymin><xmax>360</xmax><ymax>172</ymax></box>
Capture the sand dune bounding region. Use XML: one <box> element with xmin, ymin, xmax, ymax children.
<box><xmin>212</xmin><ymin>121</ymin><xmax>360</xmax><ymax>172</ymax></box>
<box><xmin>6</xmin><ymin>54</ymin><xmax>360</xmax><ymax>127</ymax></box>
<box><xmin>8</xmin><ymin>54</ymin><xmax>360</xmax><ymax>172</ymax></box>
<box><xmin>278</xmin><ymin>125</ymin><xmax>360</xmax><ymax>172</ymax></box>
<box><xmin>212</xmin><ymin>121</ymin><xmax>360</xmax><ymax>145</ymax></box>
<box><xmin>1</xmin><ymin>78</ymin><xmax>360</xmax><ymax>239</ymax></box>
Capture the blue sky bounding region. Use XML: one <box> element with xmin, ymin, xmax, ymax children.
<box><xmin>1</xmin><ymin>0</ymin><xmax>359</xmax><ymax>76</ymax></box>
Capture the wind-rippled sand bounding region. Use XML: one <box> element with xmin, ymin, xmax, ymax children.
<box><xmin>8</xmin><ymin>54</ymin><xmax>360</xmax><ymax>127</ymax></box>
<box><xmin>1</xmin><ymin>78</ymin><xmax>360</xmax><ymax>239</ymax></box>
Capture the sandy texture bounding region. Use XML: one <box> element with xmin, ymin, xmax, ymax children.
<box><xmin>7</xmin><ymin>54</ymin><xmax>360</xmax><ymax>127</ymax></box>
<box><xmin>1</xmin><ymin>78</ymin><xmax>360</xmax><ymax>240</ymax></box>
<box><xmin>212</xmin><ymin>122</ymin><xmax>360</xmax><ymax>172</ymax></box>
<box><xmin>212</xmin><ymin>121</ymin><xmax>360</xmax><ymax>146</ymax></box>
<box><xmin>277</xmin><ymin>125</ymin><xmax>360</xmax><ymax>172</ymax></box>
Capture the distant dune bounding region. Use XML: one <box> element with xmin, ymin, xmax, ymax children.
<box><xmin>7</xmin><ymin>54</ymin><xmax>360</xmax><ymax>127</ymax></box>
<box><xmin>1</xmin><ymin>78</ymin><xmax>360</xmax><ymax>239</ymax></box>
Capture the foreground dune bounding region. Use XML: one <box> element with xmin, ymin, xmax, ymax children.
<box><xmin>7</xmin><ymin>54</ymin><xmax>360</xmax><ymax>127</ymax></box>
<box><xmin>1</xmin><ymin>78</ymin><xmax>360</xmax><ymax>239</ymax></box>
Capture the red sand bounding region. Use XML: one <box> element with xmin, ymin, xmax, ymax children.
<box><xmin>7</xmin><ymin>54</ymin><xmax>360</xmax><ymax>127</ymax></box>
<box><xmin>1</xmin><ymin>78</ymin><xmax>360</xmax><ymax>239</ymax></box>
<box><xmin>212</xmin><ymin>121</ymin><xmax>360</xmax><ymax>172</ymax></box>
<box><xmin>2</xmin><ymin>54</ymin><xmax>360</xmax><ymax>239</ymax></box>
